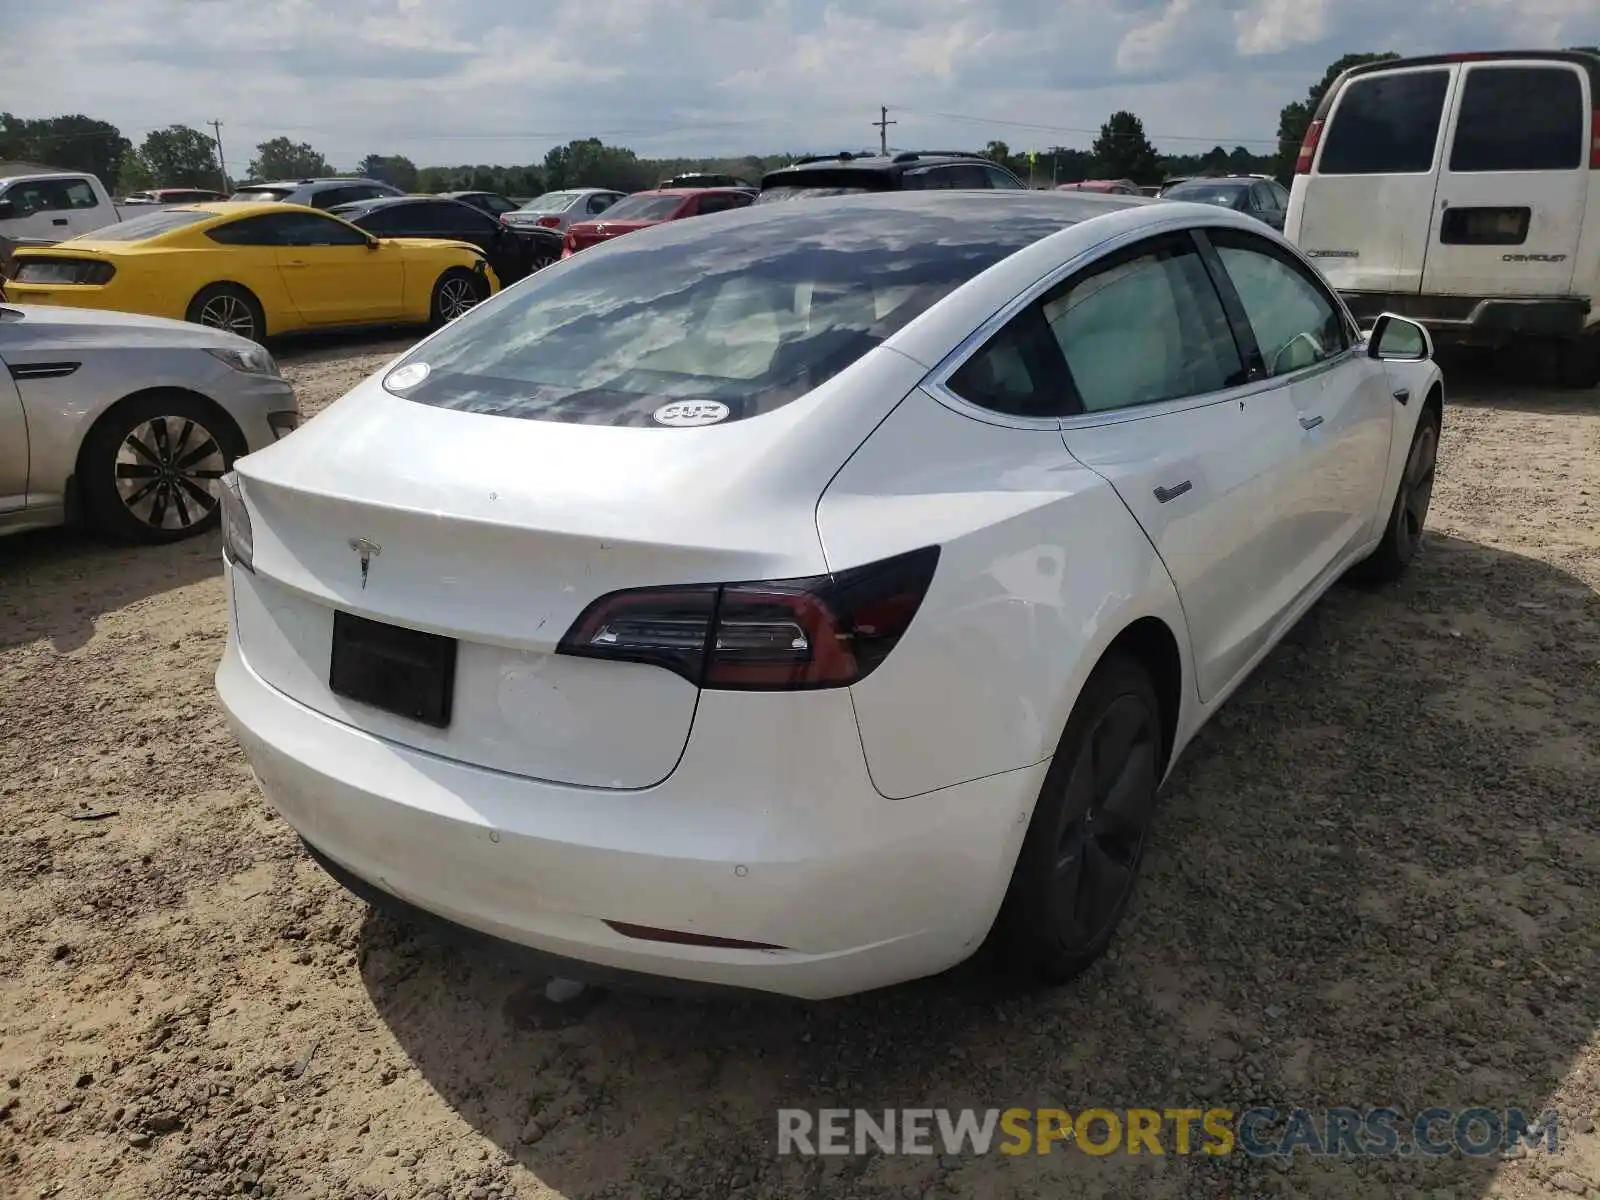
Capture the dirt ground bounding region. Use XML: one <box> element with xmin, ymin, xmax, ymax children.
<box><xmin>1</xmin><ymin>337</ymin><xmax>1598</xmax><ymax>1200</ymax></box>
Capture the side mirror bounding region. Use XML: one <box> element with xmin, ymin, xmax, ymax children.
<box><xmin>0</xmin><ymin>199</ymin><xmax>14</xmax><ymax>219</ymax></box>
<box><xmin>1368</xmin><ymin>313</ymin><xmax>1432</xmax><ymax>361</ymax></box>
<box><xmin>365</xmin><ymin>235</ymin><xmax>380</xmax><ymax>250</ymax></box>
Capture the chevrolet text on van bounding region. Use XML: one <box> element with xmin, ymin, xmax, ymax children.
<box><xmin>1285</xmin><ymin>49</ymin><xmax>1600</xmax><ymax>389</ymax></box>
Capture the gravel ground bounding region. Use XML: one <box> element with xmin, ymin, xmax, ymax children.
<box><xmin>1</xmin><ymin>337</ymin><xmax>1598</xmax><ymax>1200</ymax></box>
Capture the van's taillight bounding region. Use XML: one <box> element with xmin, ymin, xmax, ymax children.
<box><xmin>557</xmin><ymin>546</ymin><xmax>940</xmax><ymax>690</ymax></box>
<box><xmin>1591</xmin><ymin>110</ymin><xmax>1600</xmax><ymax>169</ymax></box>
<box><xmin>1295</xmin><ymin>118</ymin><xmax>1324</xmax><ymax>175</ymax></box>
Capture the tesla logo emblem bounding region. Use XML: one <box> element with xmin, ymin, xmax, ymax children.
<box><xmin>348</xmin><ymin>537</ymin><xmax>382</xmax><ymax>588</ymax></box>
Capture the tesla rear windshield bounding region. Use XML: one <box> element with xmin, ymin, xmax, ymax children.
<box><xmin>71</xmin><ymin>208</ymin><xmax>213</xmax><ymax>241</ymax></box>
<box><xmin>385</xmin><ymin>196</ymin><xmax>1090</xmax><ymax>427</ymax></box>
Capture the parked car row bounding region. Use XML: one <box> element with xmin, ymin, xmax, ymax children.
<box><xmin>3</xmin><ymin>202</ymin><xmax>497</xmax><ymax>344</ymax></box>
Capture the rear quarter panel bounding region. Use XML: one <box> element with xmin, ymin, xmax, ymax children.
<box><xmin>816</xmin><ymin>387</ymin><xmax>1192</xmax><ymax>801</ymax></box>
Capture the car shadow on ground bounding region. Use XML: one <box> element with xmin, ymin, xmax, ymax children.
<box><xmin>1437</xmin><ymin>347</ymin><xmax>1600</xmax><ymax>415</ymax></box>
<box><xmin>0</xmin><ymin>526</ymin><xmax>223</xmax><ymax>652</ymax></box>
<box><xmin>357</xmin><ymin>525</ymin><xmax>1600</xmax><ymax>1200</ymax></box>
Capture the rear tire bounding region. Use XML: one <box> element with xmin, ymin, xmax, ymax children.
<box><xmin>78</xmin><ymin>391</ymin><xmax>243</xmax><ymax>545</ymax></box>
<box><xmin>1347</xmin><ymin>405</ymin><xmax>1440</xmax><ymax>586</ymax></box>
<box><xmin>990</xmin><ymin>652</ymin><xmax>1162</xmax><ymax>986</ymax></box>
<box><xmin>1553</xmin><ymin>332</ymin><xmax>1600</xmax><ymax>390</ymax></box>
<box><xmin>186</xmin><ymin>283</ymin><xmax>266</xmax><ymax>345</ymax></box>
<box><xmin>430</xmin><ymin>268</ymin><xmax>486</xmax><ymax>327</ymax></box>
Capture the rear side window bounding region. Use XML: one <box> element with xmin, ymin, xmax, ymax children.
<box><xmin>759</xmin><ymin>168</ymin><xmax>893</xmax><ymax>195</ymax></box>
<box><xmin>947</xmin><ymin>232</ymin><xmax>1244</xmax><ymax>417</ymax></box>
<box><xmin>1449</xmin><ymin>66</ymin><xmax>1585</xmax><ymax>172</ymax></box>
<box><xmin>1047</xmin><ymin>234</ymin><xmax>1244</xmax><ymax>413</ymax></box>
<box><xmin>984</xmin><ymin>166</ymin><xmax>1025</xmax><ymax>189</ymax></box>
<box><xmin>595</xmin><ymin>193</ymin><xmax>682</xmax><ymax>221</ymax></box>
<box><xmin>1319</xmin><ymin>70</ymin><xmax>1451</xmax><ymax>175</ymax></box>
<box><xmin>74</xmin><ymin>208</ymin><xmax>212</xmax><ymax>241</ymax></box>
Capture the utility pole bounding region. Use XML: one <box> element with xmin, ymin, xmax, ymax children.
<box><xmin>208</xmin><ymin>119</ymin><xmax>228</xmax><ymax>192</ymax></box>
<box><xmin>872</xmin><ymin>105</ymin><xmax>897</xmax><ymax>156</ymax></box>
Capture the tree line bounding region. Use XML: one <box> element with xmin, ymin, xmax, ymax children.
<box><xmin>6</xmin><ymin>46</ymin><xmax>1597</xmax><ymax>198</ymax></box>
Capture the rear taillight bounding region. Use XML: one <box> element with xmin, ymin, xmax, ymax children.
<box><xmin>220</xmin><ymin>472</ymin><xmax>254</xmax><ymax>573</ymax></box>
<box><xmin>557</xmin><ymin>546</ymin><xmax>940</xmax><ymax>690</ymax></box>
<box><xmin>1295</xmin><ymin>118</ymin><xmax>1324</xmax><ymax>175</ymax></box>
<box><xmin>537</xmin><ymin>216</ymin><xmax>561</xmax><ymax>228</ymax></box>
<box><xmin>1591</xmin><ymin>109</ymin><xmax>1599</xmax><ymax>169</ymax></box>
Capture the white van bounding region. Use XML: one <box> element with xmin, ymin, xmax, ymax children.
<box><xmin>1284</xmin><ymin>49</ymin><xmax>1600</xmax><ymax>388</ymax></box>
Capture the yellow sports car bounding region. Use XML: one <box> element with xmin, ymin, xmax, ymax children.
<box><xmin>3</xmin><ymin>202</ymin><xmax>499</xmax><ymax>343</ymax></box>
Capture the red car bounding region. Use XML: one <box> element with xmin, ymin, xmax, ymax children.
<box><xmin>1055</xmin><ymin>179</ymin><xmax>1142</xmax><ymax>196</ymax></box>
<box><xmin>562</xmin><ymin>188</ymin><xmax>754</xmax><ymax>256</ymax></box>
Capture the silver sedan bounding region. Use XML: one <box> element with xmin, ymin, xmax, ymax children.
<box><xmin>0</xmin><ymin>303</ymin><xmax>299</xmax><ymax>543</ymax></box>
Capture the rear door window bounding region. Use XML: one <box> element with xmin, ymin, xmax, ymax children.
<box><xmin>1449</xmin><ymin>66</ymin><xmax>1585</xmax><ymax>172</ymax></box>
<box><xmin>1319</xmin><ymin>70</ymin><xmax>1451</xmax><ymax>175</ymax></box>
<box><xmin>946</xmin><ymin>232</ymin><xmax>1245</xmax><ymax>417</ymax></box>
<box><xmin>1045</xmin><ymin>232</ymin><xmax>1245</xmax><ymax>413</ymax></box>
<box><xmin>983</xmin><ymin>166</ymin><xmax>1025</xmax><ymax>189</ymax></box>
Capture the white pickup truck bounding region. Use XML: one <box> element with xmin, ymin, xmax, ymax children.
<box><xmin>0</xmin><ymin>170</ymin><xmax>125</xmax><ymax>247</ymax></box>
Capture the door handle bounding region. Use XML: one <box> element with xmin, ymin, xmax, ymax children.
<box><xmin>1299</xmin><ymin>414</ymin><xmax>1324</xmax><ymax>431</ymax></box>
<box><xmin>51</xmin><ymin>218</ymin><xmax>68</xmax><ymax>226</ymax></box>
<box><xmin>1392</xmin><ymin>388</ymin><xmax>1410</xmax><ymax>405</ymax></box>
<box><xmin>1153</xmin><ymin>480</ymin><xmax>1192</xmax><ymax>504</ymax></box>
<box><xmin>283</xmin><ymin>260</ymin><xmax>309</xmax><ymax>268</ymax></box>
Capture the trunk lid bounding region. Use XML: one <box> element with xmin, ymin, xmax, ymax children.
<box><xmin>231</xmin><ymin>348</ymin><xmax>928</xmax><ymax>789</ymax></box>
<box><xmin>567</xmin><ymin>219</ymin><xmax>660</xmax><ymax>252</ymax></box>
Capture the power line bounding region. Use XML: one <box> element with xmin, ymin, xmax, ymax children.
<box><xmin>9</xmin><ymin>107</ymin><xmax>1280</xmax><ymax>150</ymax></box>
<box><xmin>897</xmin><ymin>107</ymin><xmax>1279</xmax><ymax>147</ymax></box>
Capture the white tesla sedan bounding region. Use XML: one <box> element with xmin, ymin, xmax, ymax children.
<box><xmin>215</xmin><ymin>192</ymin><xmax>1442</xmax><ymax>1000</ymax></box>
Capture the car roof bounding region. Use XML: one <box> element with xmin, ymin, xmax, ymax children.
<box><xmin>775</xmin><ymin>151</ymin><xmax>987</xmax><ymax>170</ymax></box>
<box><xmin>331</xmin><ymin>195</ymin><xmax>449</xmax><ymax>209</ymax></box>
<box><xmin>167</xmin><ymin>201</ymin><xmax>333</xmax><ymax>218</ymax></box>
<box><xmin>1314</xmin><ymin>48</ymin><xmax>1600</xmax><ymax>121</ymax></box>
<box><xmin>238</xmin><ymin>178</ymin><xmax>388</xmax><ymax>191</ymax></box>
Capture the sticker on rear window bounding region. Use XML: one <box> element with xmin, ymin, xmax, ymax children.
<box><xmin>653</xmin><ymin>401</ymin><xmax>729</xmax><ymax>427</ymax></box>
<box><xmin>385</xmin><ymin>362</ymin><xmax>430</xmax><ymax>389</ymax></box>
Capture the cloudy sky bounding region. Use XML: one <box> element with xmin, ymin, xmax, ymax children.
<box><xmin>4</xmin><ymin>0</ymin><xmax>1598</xmax><ymax>169</ymax></box>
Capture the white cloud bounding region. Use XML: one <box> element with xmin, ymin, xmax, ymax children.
<box><xmin>1233</xmin><ymin>0</ymin><xmax>1330</xmax><ymax>56</ymax></box>
<box><xmin>1</xmin><ymin>0</ymin><xmax>1595</xmax><ymax>168</ymax></box>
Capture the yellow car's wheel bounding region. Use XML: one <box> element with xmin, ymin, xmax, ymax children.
<box><xmin>187</xmin><ymin>283</ymin><xmax>266</xmax><ymax>345</ymax></box>
<box><xmin>430</xmin><ymin>268</ymin><xmax>487</xmax><ymax>328</ymax></box>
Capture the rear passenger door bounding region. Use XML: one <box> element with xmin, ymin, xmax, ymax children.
<box><xmin>1421</xmin><ymin>60</ymin><xmax>1590</xmax><ymax>298</ymax></box>
<box><xmin>1036</xmin><ymin>231</ymin><xmax>1309</xmax><ymax>703</ymax></box>
<box><xmin>1290</xmin><ymin>64</ymin><xmax>1456</xmax><ymax>294</ymax></box>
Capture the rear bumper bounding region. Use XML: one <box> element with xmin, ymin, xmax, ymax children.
<box><xmin>215</xmin><ymin>629</ymin><xmax>1042</xmax><ymax>1000</ymax></box>
<box><xmin>1340</xmin><ymin>291</ymin><xmax>1592</xmax><ymax>344</ymax></box>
